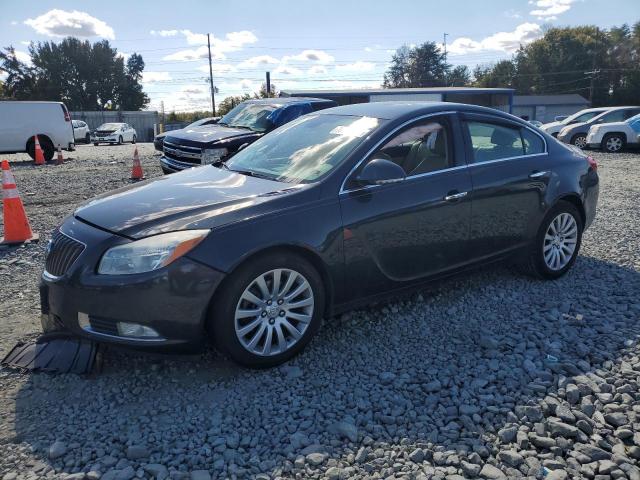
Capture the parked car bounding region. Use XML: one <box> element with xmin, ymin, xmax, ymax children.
<box><xmin>160</xmin><ymin>97</ymin><xmax>337</xmax><ymax>174</ymax></box>
<box><xmin>0</xmin><ymin>101</ymin><xmax>75</xmax><ymax>162</ymax></box>
<box><xmin>40</xmin><ymin>102</ymin><xmax>599</xmax><ymax>367</ymax></box>
<box><xmin>557</xmin><ymin>106</ymin><xmax>640</xmax><ymax>148</ymax></box>
<box><xmin>91</xmin><ymin>123</ymin><xmax>137</xmax><ymax>145</ymax></box>
<box><xmin>154</xmin><ymin>117</ymin><xmax>220</xmax><ymax>152</ymax></box>
<box><xmin>541</xmin><ymin>107</ymin><xmax>609</xmax><ymax>137</ymax></box>
<box><xmin>586</xmin><ymin>113</ymin><xmax>640</xmax><ymax>153</ymax></box>
<box><xmin>72</xmin><ymin>120</ymin><xmax>90</xmax><ymax>144</ymax></box>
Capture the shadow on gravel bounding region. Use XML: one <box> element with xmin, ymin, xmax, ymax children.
<box><xmin>7</xmin><ymin>255</ymin><xmax>640</xmax><ymax>479</ymax></box>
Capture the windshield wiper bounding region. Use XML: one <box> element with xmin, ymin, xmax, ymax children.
<box><xmin>228</xmin><ymin>124</ymin><xmax>256</xmax><ymax>131</ymax></box>
<box><xmin>228</xmin><ymin>168</ymin><xmax>277</xmax><ymax>181</ymax></box>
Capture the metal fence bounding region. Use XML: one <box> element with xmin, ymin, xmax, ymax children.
<box><xmin>70</xmin><ymin>111</ymin><xmax>159</xmax><ymax>142</ymax></box>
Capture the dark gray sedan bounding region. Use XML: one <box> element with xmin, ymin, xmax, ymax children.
<box><xmin>40</xmin><ymin>102</ymin><xmax>599</xmax><ymax>367</ymax></box>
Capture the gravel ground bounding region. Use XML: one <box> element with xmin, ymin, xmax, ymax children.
<box><xmin>0</xmin><ymin>146</ymin><xmax>639</xmax><ymax>480</ymax></box>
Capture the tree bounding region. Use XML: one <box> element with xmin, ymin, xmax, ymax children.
<box><xmin>0</xmin><ymin>37</ymin><xmax>148</xmax><ymax>110</ymax></box>
<box><xmin>473</xmin><ymin>60</ymin><xmax>517</xmax><ymax>88</ymax></box>
<box><xmin>448</xmin><ymin>65</ymin><xmax>471</xmax><ymax>87</ymax></box>
<box><xmin>217</xmin><ymin>94</ymin><xmax>252</xmax><ymax>116</ymax></box>
<box><xmin>383</xmin><ymin>42</ymin><xmax>448</xmax><ymax>88</ymax></box>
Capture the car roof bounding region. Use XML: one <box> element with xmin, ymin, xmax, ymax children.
<box><xmin>244</xmin><ymin>97</ymin><xmax>335</xmax><ymax>105</ymax></box>
<box><xmin>315</xmin><ymin>101</ymin><xmax>514</xmax><ymax>120</ymax></box>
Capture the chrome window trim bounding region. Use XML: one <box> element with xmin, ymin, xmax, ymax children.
<box><xmin>467</xmin><ymin>152</ymin><xmax>548</xmax><ymax>168</ymax></box>
<box><xmin>339</xmin><ymin>111</ymin><xmax>457</xmax><ymax>194</ymax></box>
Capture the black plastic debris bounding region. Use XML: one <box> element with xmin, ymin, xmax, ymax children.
<box><xmin>1</xmin><ymin>333</ymin><xmax>99</xmax><ymax>374</ymax></box>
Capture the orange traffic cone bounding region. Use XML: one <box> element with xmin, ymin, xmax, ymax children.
<box><xmin>1</xmin><ymin>160</ymin><xmax>39</xmax><ymax>245</ymax></box>
<box><xmin>131</xmin><ymin>147</ymin><xmax>144</xmax><ymax>180</ymax></box>
<box><xmin>56</xmin><ymin>144</ymin><xmax>64</xmax><ymax>165</ymax></box>
<box><xmin>33</xmin><ymin>135</ymin><xmax>45</xmax><ymax>165</ymax></box>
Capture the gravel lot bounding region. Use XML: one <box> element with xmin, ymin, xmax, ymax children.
<box><xmin>0</xmin><ymin>145</ymin><xmax>639</xmax><ymax>480</ymax></box>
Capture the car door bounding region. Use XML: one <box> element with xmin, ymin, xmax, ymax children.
<box><xmin>339</xmin><ymin>113</ymin><xmax>473</xmax><ymax>299</ymax></box>
<box><xmin>460</xmin><ymin>113</ymin><xmax>551</xmax><ymax>259</ymax></box>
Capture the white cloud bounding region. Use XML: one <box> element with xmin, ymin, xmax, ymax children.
<box><xmin>20</xmin><ymin>40</ymin><xmax>31</xmax><ymax>46</ymax></box>
<box><xmin>197</xmin><ymin>63</ymin><xmax>236</xmax><ymax>73</ymax></box>
<box><xmin>14</xmin><ymin>50</ymin><xmax>31</xmax><ymax>65</ymax></box>
<box><xmin>274</xmin><ymin>65</ymin><xmax>303</xmax><ymax>76</ymax></box>
<box><xmin>335</xmin><ymin>61</ymin><xmax>376</xmax><ymax>72</ymax></box>
<box><xmin>448</xmin><ymin>23</ymin><xmax>542</xmax><ymax>55</ymax></box>
<box><xmin>529</xmin><ymin>0</ymin><xmax>576</xmax><ymax>18</ymax></box>
<box><xmin>116</xmin><ymin>51</ymin><xmax>130</xmax><ymax>62</ymax></box>
<box><xmin>10</xmin><ymin>21</ymin><xmax>18</xmax><ymax>26</ymax></box>
<box><xmin>282</xmin><ymin>49</ymin><xmax>335</xmax><ymax>64</ymax></box>
<box><xmin>237</xmin><ymin>55</ymin><xmax>279</xmax><ymax>69</ymax></box>
<box><xmin>150</xmin><ymin>29</ymin><xmax>178</xmax><ymax>37</ymax></box>
<box><xmin>162</xmin><ymin>30</ymin><xmax>257</xmax><ymax>62</ymax></box>
<box><xmin>142</xmin><ymin>71</ymin><xmax>172</xmax><ymax>83</ymax></box>
<box><xmin>25</xmin><ymin>10</ymin><xmax>115</xmax><ymax>39</ymax></box>
<box><xmin>308</xmin><ymin>65</ymin><xmax>328</xmax><ymax>75</ymax></box>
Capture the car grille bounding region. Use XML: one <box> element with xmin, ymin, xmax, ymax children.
<box><xmin>45</xmin><ymin>230</ymin><xmax>85</xmax><ymax>277</ymax></box>
<box><xmin>163</xmin><ymin>140</ymin><xmax>202</xmax><ymax>165</ymax></box>
<box><xmin>89</xmin><ymin>316</ymin><xmax>119</xmax><ymax>336</ymax></box>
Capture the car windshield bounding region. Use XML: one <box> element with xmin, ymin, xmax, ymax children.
<box><xmin>218</xmin><ymin>103</ymin><xmax>278</xmax><ymax>132</ymax></box>
<box><xmin>97</xmin><ymin>123</ymin><xmax>122</xmax><ymax>130</ymax></box>
<box><xmin>564</xmin><ymin>110</ymin><xmax>604</xmax><ymax>124</ymax></box>
<box><xmin>225</xmin><ymin>114</ymin><xmax>382</xmax><ymax>183</ymax></box>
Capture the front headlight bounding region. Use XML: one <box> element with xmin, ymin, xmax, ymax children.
<box><xmin>201</xmin><ymin>148</ymin><xmax>228</xmax><ymax>165</ymax></box>
<box><xmin>98</xmin><ymin>230</ymin><xmax>209</xmax><ymax>275</ymax></box>
<box><xmin>559</xmin><ymin>127</ymin><xmax>570</xmax><ymax>137</ymax></box>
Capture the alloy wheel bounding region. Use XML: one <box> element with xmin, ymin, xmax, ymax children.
<box><xmin>605</xmin><ymin>136</ymin><xmax>622</xmax><ymax>152</ymax></box>
<box><xmin>573</xmin><ymin>136</ymin><xmax>587</xmax><ymax>149</ymax></box>
<box><xmin>234</xmin><ymin>268</ymin><xmax>314</xmax><ymax>356</ymax></box>
<box><xmin>543</xmin><ymin>212</ymin><xmax>578</xmax><ymax>271</ymax></box>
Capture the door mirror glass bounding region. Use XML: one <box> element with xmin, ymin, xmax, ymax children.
<box><xmin>356</xmin><ymin>158</ymin><xmax>406</xmax><ymax>186</ymax></box>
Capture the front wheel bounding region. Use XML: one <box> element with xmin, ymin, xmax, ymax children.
<box><xmin>524</xmin><ymin>201</ymin><xmax>583</xmax><ymax>279</ymax></box>
<box><xmin>602</xmin><ymin>133</ymin><xmax>625</xmax><ymax>153</ymax></box>
<box><xmin>571</xmin><ymin>134</ymin><xmax>587</xmax><ymax>149</ymax></box>
<box><xmin>132</xmin><ymin>135</ymin><xmax>137</xmax><ymax>144</ymax></box>
<box><xmin>118</xmin><ymin>136</ymin><xmax>123</xmax><ymax>145</ymax></box>
<box><xmin>93</xmin><ymin>143</ymin><xmax>99</xmax><ymax>146</ymax></box>
<box><xmin>210</xmin><ymin>252</ymin><xmax>325</xmax><ymax>368</ymax></box>
<box><xmin>85</xmin><ymin>133</ymin><xmax>90</xmax><ymax>144</ymax></box>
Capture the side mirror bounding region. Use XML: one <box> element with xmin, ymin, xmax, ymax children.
<box><xmin>355</xmin><ymin>158</ymin><xmax>406</xmax><ymax>186</ymax></box>
<box><xmin>555</xmin><ymin>115</ymin><xmax>568</xmax><ymax>122</ymax></box>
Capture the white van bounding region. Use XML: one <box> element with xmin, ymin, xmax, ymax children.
<box><xmin>0</xmin><ymin>101</ymin><xmax>75</xmax><ymax>162</ymax></box>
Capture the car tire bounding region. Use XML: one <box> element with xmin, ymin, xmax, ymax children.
<box><xmin>571</xmin><ymin>134</ymin><xmax>587</xmax><ymax>149</ymax></box>
<box><xmin>85</xmin><ymin>133</ymin><xmax>91</xmax><ymax>144</ymax></box>
<box><xmin>27</xmin><ymin>136</ymin><xmax>54</xmax><ymax>162</ymax></box>
<box><xmin>132</xmin><ymin>134</ymin><xmax>137</xmax><ymax>144</ymax></box>
<box><xmin>93</xmin><ymin>143</ymin><xmax>99</xmax><ymax>146</ymax></box>
<box><xmin>523</xmin><ymin>200</ymin><xmax>583</xmax><ymax>280</ymax></box>
<box><xmin>209</xmin><ymin>252</ymin><xmax>325</xmax><ymax>368</ymax></box>
<box><xmin>118</xmin><ymin>136</ymin><xmax>123</xmax><ymax>145</ymax></box>
<box><xmin>602</xmin><ymin>133</ymin><xmax>625</xmax><ymax>153</ymax></box>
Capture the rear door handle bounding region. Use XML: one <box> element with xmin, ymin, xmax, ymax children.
<box><xmin>529</xmin><ymin>170</ymin><xmax>549</xmax><ymax>179</ymax></box>
<box><xmin>444</xmin><ymin>191</ymin><xmax>468</xmax><ymax>202</ymax></box>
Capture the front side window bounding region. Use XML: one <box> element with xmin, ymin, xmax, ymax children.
<box><xmin>599</xmin><ymin>110</ymin><xmax>626</xmax><ymax>123</ymax></box>
<box><xmin>367</xmin><ymin>118</ymin><xmax>452</xmax><ymax>176</ymax></box>
<box><xmin>465</xmin><ymin>121</ymin><xmax>524</xmax><ymax>163</ymax></box>
<box><xmin>225</xmin><ymin>114</ymin><xmax>382</xmax><ymax>183</ymax></box>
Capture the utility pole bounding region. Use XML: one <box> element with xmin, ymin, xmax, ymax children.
<box><xmin>265</xmin><ymin>71</ymin><xmax>271</xmax><ymax>97</ymax></box>
<box><xmin>443</xmin><ymin>33</ymin><xmax>448</xmax><ymax>87</ymax></box>
<box><xmin>207</xmin><ymin>33</ymin><xmax>216</xmax><ymax>116</ymax></box>
<box><xmin>585</xmin><ymin>28</ymin><xmax>600</xmax><ymax>104</ymax></box>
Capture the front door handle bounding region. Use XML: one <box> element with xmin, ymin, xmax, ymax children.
<box><xmin>444</xmin><ymin>191</ymin><xmax>468</xmax><ymax>202</ymax></box>
<box><xmin>529</xmin><ymin>170</ymin><xmax>549</xmax><ymax>179</ymax></box>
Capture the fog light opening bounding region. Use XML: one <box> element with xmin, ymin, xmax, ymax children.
<box><xmin>117</xmin><ymin>322</ymin><xmax>160</xmax><ymax>338</ymax></box>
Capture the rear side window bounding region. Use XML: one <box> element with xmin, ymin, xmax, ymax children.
<box><xmin>465</xmin><ymin>121</ymin><xmax>524</xmax><ymax>163</ymax></box>
<box><xmin>521</xmin><ymin>128</ymin><xmax>545</xmax><ymax>154</ymax></box>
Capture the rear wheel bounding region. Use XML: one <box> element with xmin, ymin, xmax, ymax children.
<box><xmin>524</xmin><ymin>201</ymin><xmax>583</xmax><ymax>279</ymax></box>
<box><xmin>85</xmin><ymin>133</ymin><xmax>90</xmax><ymax>144</ymax></box>
<box><xmin>118</xmin><ymin>136</ymin><xmax>123</xmax><ymax>145</ymax></box>
<box><xmin>602</xmin><ymin>133</ymin><xmax>625</xmax><ymax>153</ymax></box>
<box><xmin>93</xmin><ymin>143</ymin><xmax>99</xmax><ymax>146</ymax></box>
<box><xmin>210</xmin><ymin>252</ymin><xmax>324</xmax><ymax>368</ymax></box>
<box><xmin>132</xmin><ymin>134</ymin><xmax>137</xmax><ymax>144</ymax></box>
<box><xmin>571</xmin><ymin>134</ymin><xmax>587</xmax><ymax>149</ymax></box>
<box><xmin>26</xmin><ymin>136</ymin><xmax>54</xmax><ymax>162</ymax></box>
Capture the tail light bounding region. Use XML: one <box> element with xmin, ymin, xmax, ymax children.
<box><xmin>587</xmin><ymin>156</ymin><xmax>598</xmax><ymax>171</ymax></box>
<box><xmin>60</xmin><ymin>104</ymin><xmax>71</xmax><ymax>122</ymax></box>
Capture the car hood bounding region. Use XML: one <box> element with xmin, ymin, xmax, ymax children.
<box><xmin>74</xmin><ymin>166</ymin><xmax>303</xmax><ymax>239</ymax></box>
<box><xmin>542</xmin><ymin>121</ymin><xmax>562</xmax><ymax>130</ymax></box>
<box><xmin>166</xmin><ymin>125</ymin><xmax>257</xmax><ymax>144</ymax></box>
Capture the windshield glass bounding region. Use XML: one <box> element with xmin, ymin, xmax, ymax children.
<box><xmin>219</xmin><ymin>103</ymin><xmax>278</xmax><ymax>132</ymax></box>
<box><xmin>97</xmin><ymin>123</ymin><xmax>122</xmax><ymax>130</ymax></box>
<box><xmin>225</xmin><ymin>114</ymin><xmax>382</xmax><ymax>183</ymax></box>
<box><xmin>564</xmin><ymin>111</ymin><xmax>604</xmax><ymax>124</ymax></box>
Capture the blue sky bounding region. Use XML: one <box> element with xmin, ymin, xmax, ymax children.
<box><xmin>1</xmin><ymin>0</ymin><xmax>637</xmax><ymax>112</ymax></box>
